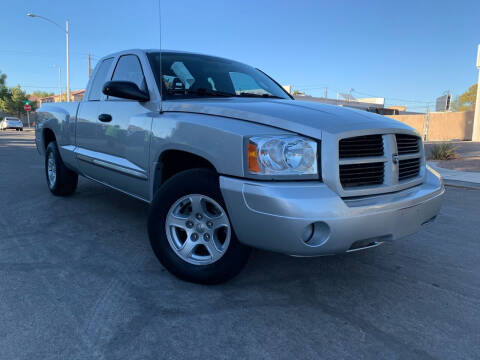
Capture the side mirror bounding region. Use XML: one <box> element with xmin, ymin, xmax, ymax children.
<box><xmin>102</xmin><ymin>81</ymin><xmax>150</xmax><ymax>102</ymax></box>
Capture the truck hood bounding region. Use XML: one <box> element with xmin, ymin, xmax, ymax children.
<box><xmin>162</xmin><ymin>98</ymin><xmax>415</xmax><ymax>139</ymax></box>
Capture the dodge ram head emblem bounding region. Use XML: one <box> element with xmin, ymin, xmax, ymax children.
<box><xmin>392</xmin><ymin>154</ymin><xmax>399</xmax><ymax>164</ymax></box>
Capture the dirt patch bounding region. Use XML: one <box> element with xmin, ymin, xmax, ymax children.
<box><xmin>435</xmin><ymin>157</ymin><xmax>480</xmax><ymax>173</ymax></box>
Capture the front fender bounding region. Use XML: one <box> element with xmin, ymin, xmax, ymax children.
<box><xmin>149</xmin><ymin>111</ymin><xmax>289</xmax><ymax>199</ymax></box>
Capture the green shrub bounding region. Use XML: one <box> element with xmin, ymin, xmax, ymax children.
<box><xmin>429</xmin><ymin>143</ymin><xmax>458</xmax><ymax>160</ymax></box>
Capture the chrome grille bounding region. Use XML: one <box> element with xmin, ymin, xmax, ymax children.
<box><xmin>395</xmin><ymin>134</ymin><xmax>420</xmax><ymax>155</ymax></box>
<box><xmin>340</xmin><ymin>162</ymin><xmax>384</xmax><ymax>188</ymax></box>
<box><xmin>399</xmin><ymin>158</ymin><xmax>421</xmax><ymax>181</ymax></box>
<box><xmin>339</xmin><ymin>135</ymin><xmax>383</xmax><ymax>158</ymax></box>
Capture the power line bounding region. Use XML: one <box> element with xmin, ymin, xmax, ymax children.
<box><xmin>293</xmin><ymin>84</ymin><xmax>436</xmax><ymax>104</ymax></box>
<box><xmin>11</xmin><ymin>85</ymin><xmax>85</xmax><ymax>90</ymax></box>
<box><xmin>0</xmin><ymin>50</ymin><xmax>99</xmax><ymax>60</ymax></box>
<box><xmin>352</xmin><ymin>90</ymin><xmax>435</xmax><ymax>104</ymax></box>
<box><xmin>16</xmin><ymin>85</ymin><xmax>60</xmax><ymax>88</ymax></box>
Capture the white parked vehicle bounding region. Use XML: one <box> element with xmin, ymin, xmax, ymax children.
<box><xmin>1</xmin><ymin>117</ymin><xmax>23</xmax><ymax>131</ymax></box>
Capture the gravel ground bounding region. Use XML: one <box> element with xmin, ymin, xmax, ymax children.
<box><xmin>425</xmin><ymin>141</ymin><xmax>480</xmax><ymax>172</ymax></box>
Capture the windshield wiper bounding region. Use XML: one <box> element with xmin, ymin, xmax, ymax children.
<box><xmin>167</xmin><ymin>88</ymin><xmax>282</xmax><ymax>99</ymax></box>
<box><xmin>237</xmin><ymin>92</ymin><xmax>283</xmax><ymax>99</ymax></box>
<box><xmin>167</xmin><ymin>88</ymin><xmax>235</xmax><ymax>98</ymax></box>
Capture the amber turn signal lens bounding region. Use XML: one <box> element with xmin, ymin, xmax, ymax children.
<box><xmin>248</xmin><ymin>142</ymin><xmax>260</xmax><ymax>173</ymax></box>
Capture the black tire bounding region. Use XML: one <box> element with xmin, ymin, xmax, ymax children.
<box><xmin>148</xmin><ymin>168</ymin><xmax>251</xmax><ymax>284</ymax></box>
<box><xmin>20</xmin><ymin>128</ymin><xmax>23</xmax><ymax>131</ymax></box>
<box><xmin>45</xmin><ymin>141</ymin><xmax>78</xmax><ymax>196</ymax></box>
<box><xmin>16</xmin><ymin>129</ymin><xmax>19</xmax><ymax>131</ymax></box>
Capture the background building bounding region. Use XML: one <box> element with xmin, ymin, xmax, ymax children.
<box><xmin>40</xmin><ymin>89</ymin><xmax>84</xmax><ymax>104</ymax></box>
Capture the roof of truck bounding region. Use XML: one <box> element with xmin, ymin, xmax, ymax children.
<box><xmin>99</xmin><ymin>49</ymin><xmax>236</xmax><ymax>63</ymax></box>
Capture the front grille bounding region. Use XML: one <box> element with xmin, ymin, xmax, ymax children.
<box><xmin>340</xmin><ymin>162</ymin><xmax>384</xmax><ymax>188</ymax></box>
<box><xmin>396</xmin><ymin>134</ymin><xmax>420</xmax><ymax>155</ymax></box>
<box><xmin>399</xmin><ymin>158</ymin><xmax>420</xmax><ymax>181</ymax></box>
<box><xmin>339</xmin><ymin>135</ymin><xmax>383</xmax><ymax>158</ymax></box>
<box><xmin>337</xmin><ymin>133</ymin><xmax>423</xmax><ymax>193</ymax></box>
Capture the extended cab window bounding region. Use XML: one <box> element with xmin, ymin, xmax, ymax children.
<box><xmin>110</xmin><ymin>55</ymin><xmax>147</xmax><ymax>99</ymax></box>
<box><xmin>88</xmin><ymin>58</ymin><xmax>113</xmax><ymax>101</ymax></box>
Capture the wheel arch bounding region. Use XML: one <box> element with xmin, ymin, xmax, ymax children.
<box><xmin>152</xmin><ymin>148</ymin><xmax>219</xmax><ymax>198</ymax></box>
<box><xmin>42</xmin><ymin>127</ymin><xmax>57</xmax><ymax>151</ymax></box>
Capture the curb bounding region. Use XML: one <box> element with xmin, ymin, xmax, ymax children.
<box><xmin>444</xmin><ymin>180</ymin><xmax>480</xmax><ymax>190</ymax></box>
<box><xmin>428</xmin><ymin>161</ymin><xmax>480</xmax><ymax>189</ymax></box>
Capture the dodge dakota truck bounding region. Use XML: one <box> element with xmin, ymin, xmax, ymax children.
<box><xmin>35</xmin><ymin>49</ymin><xmax>444</xmax><ymax>284</ymax></box>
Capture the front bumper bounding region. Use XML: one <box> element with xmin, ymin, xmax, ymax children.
<box><xmin>220</xmin><ymin>168</ymin><xmax>444</xmax><ymax>256</ymax></box>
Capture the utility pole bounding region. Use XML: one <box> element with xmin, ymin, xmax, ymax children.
<box><xmin>65</xmin><ymin>19</ymin><xmax>70</xmax><ymax>102</ymax></box>
<box><xmin>53</xmin><ymin>64</ymin><xmax>62</xmax><ymax>101</ymax></box>
<box><xmin>348</xmin><ymin>88</ymin><xmax>354</xmax><ymax>102</ymax></box>
<box><xmin>324</xmin><ymin>86</ymin><xmax>328</xmax><ymax>99</ymax></box>
<box><xmin>58</xmin><ymin>67</ymin><xmax>62</xmax><ymax>101</ymax></box>
<box><xmin>473</xmin><ymin>44</ymin><xmax>480</xmax><ymax>141</ymax></box>
<box><xmin>424</xmin><ymin>106</ymin><xmax>431</xmax><ymax>141</ymax></box>
<box><xmin>88</xmin><ymin>53</ymin><xmax>92</xmax><ymax>78</ymax></box>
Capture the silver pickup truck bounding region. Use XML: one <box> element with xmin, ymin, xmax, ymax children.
<box><xmin>36</xmin><ymin>49</ymin><xmax>444</xmax><ymax>284</ymax></box>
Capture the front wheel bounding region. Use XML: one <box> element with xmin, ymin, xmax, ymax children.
<box><xmin>148</xmin><ymin>168</ymin><xmax>251</xmax><ymax>284</ymax></box>
<box><xmin>45</xmin><ymin>142</ymin><xmax>78</xmax><ymax>196</ymax></box>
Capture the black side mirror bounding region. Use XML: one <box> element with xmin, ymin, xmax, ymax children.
<box><xmin>102</xmin><ymin>81</ymin><xmax>150</xmax><ymax>102</ymax></box>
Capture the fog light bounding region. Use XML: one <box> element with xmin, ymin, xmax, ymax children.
<box><xmin>303</xmin><ymin>222</ymin><xmax>330</xmax><ymax>247</ymax></box>
<box><xmin>302</xmin><ymin>224</ymin><xmax>314</xmax><ymax>243</ymax></box>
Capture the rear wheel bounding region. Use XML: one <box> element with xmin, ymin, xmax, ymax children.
<box><xmin>148</xmin><ymin>168</ymin><xmax>251</xmax><ymax>284</ymax></box>
<box><xmin>45</xmin><ymin>142</ymin><xmax>78</xmax><ymax>196</ymax></box>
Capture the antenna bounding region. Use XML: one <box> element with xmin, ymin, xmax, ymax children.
<box><xmin>158</xmin><ymin>0</ymin><xmax>163</xmax><ymax>113</ymax></box>
<box><xmin>88</xmin><ymin>53</ymin><xmax>92</xmax><ymax>78</ymax></box>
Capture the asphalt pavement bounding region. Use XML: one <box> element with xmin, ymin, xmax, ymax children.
<box><xmin>1</xmin><ymin>130</ymin><xmax>479</xmax><ymax>360</ymax></box>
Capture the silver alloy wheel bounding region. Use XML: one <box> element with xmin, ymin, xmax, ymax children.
<box><xmin>165</xmin><ymin>194</ymin><xmax>231</xmax><ymax>265</ymax></box>
<box><xmin>47</xmin><ymin>152</ymin><xmax>57</xmax><ymax>188</ymax></box>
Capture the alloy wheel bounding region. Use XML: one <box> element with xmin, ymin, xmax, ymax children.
<box><xmin>165</xmin><ymin>194</ymin><xmax>231</xmax><ymax>265</ymax></box>
<box><xmin>47</xmin><ymin>152</ymin><xmax>57</xmax><ymax>187</ymax></box>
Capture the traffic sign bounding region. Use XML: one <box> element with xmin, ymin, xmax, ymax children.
<box><xmin>24</xmin><ymin>105</ymin><xmax>32</xmax><ymax>111</ymax></box>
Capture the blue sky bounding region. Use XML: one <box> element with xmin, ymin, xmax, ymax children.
<box><xmin>0</xmin><ymin>0</ymin><xmax>478</xmax><ymax>110</ymax></box>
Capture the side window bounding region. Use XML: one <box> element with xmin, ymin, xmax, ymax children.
<box><xmin>111</xmin><ymin>55</ymin><xmax>147</xmax><ymax>97</ymax></box>
<box><xmin>88</xmin><ymin>58</ymin><xmax>114</xmax><ymax>101</ymax></box>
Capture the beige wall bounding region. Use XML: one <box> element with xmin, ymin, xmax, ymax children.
<box><xmin>388</xmin><ymin>111</ymin><xmax>474</xmax><ymax>141</ymax></box>
<box><xmin>40</xmin><ymin>90</ymin><xmax>85</xmax><ymax>105</ymax></box>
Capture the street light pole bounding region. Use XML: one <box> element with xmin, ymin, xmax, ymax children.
<box><xmin>27</xmin><ymin>13</ymin><xmax>70</xmax><ymax>102</ymax></box>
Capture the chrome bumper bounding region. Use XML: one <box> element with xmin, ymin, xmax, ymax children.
<box><xmin>220</xmin><ymin>168</ymin><xmax>444</xmax><ymax>256</ymax></box>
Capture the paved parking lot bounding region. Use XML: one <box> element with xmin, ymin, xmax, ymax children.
<box><xmin>1</xmin><ymin>130</ymin><xmax>480</xmax><ymax>359</ymax></box>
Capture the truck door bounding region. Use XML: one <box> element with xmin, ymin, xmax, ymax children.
<box><xmin>93</xmin><ymin>54</ymin><xmax>154</xmax><ymax>200</ymax></box>
<box><xmin>75</xmin><ymin>57</ymin><xmax>114</xmax><ymax>176</ymax></box>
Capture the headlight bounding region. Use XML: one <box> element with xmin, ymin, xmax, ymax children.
<box><xmin>247</xmin><ymin>135</ymin><xmax>318</xmax><ymax>177</ymax></box>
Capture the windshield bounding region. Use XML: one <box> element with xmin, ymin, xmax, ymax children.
<box><xmin>147</xmin><ymin>52</ymin><xmax>291</xmax><ymax>100</ymax></box>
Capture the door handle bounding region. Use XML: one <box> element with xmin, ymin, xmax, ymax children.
<box><xmin>98</xmin><ymin>113</ymin><xmax>112</xmax><ymax>122</ymax></box>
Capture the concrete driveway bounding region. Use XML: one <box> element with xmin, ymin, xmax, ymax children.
<box><xmin>1</xmin><ymin>130</ymin><xmax>479</xmax><ymax>359</ymax></box>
